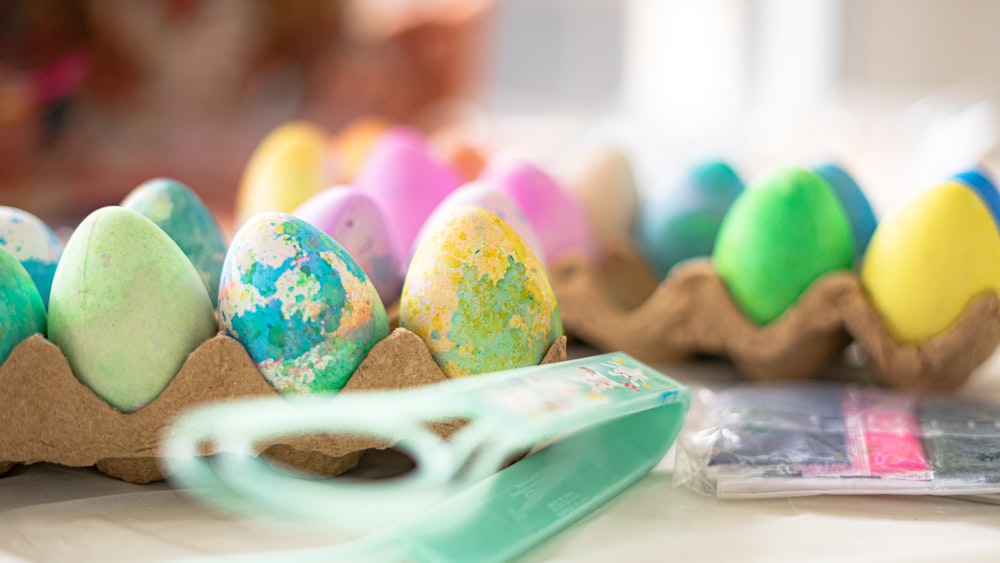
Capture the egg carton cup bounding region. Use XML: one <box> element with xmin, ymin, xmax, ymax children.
<box><xmin>0</xmin><ymin>329</ymin><xmax>568</xmax><ymax>484</ymax></box>
<box><xmin>550</xmin><ymin>241</ymin><xmax>1000</xmax><ymax>391</ymax></box>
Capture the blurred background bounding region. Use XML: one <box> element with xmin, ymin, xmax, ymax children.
<box><xmin>2</xmin><ymin>0</ymin><xmax>1000</xmax><ymax>229</ymax></box>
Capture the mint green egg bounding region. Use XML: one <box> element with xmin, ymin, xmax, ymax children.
<box><xmin>0</xmin><ymin>248</ymin><xmax>46</xmax><ymax>365</ymax></box>
<box><xmin>712</xmin><ymin>167</ymin><xmax>854</xmax><ymax>325</ymax></box>
<box><xmin>48</xmin><ymin>207</ymin><xmax>218</xmax><ymax>413</ymax></box>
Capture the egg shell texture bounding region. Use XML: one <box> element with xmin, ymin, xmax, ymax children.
<box><xmin>236</xmin><ymin>121</ymin><xmax>330</xmax><ymax>226</ymax></box>
<box><xmin>219</xmin><ymin>212</ymin><xmax>390</xmax><ymax>394</ymax></box>
<box><xmin>635</xmin><ymin>160</ymin><xmax>744</xmax><ymax>279</ymax></box>
<box><xmin>814</xmin><ymin>163</ymin><xmax>878</xmax><ymax>257</ymax></box>
<box><xmin>0</xmin><ymin>248</ymin><xmax>47</xmax><ymax>365</ymax></box>
<box><xmin>713</xmin><ymin>167</ymin><xmax>854</xmax><ymax>325</ymax></box>
<box><xmin>481</xmin><ymin>157</ymin><xmax>594</xmax><ymax>264</ymax></box>
<box><xmin>861</xmin><ymin>180</ymin><xmax>1000</xmax><ymax>343</ymax></box>
<box><xmin>412</xmin><ymin>181</ymin><xmax>544</xmax><ymax>265</ymax></box>
<box><xmin>292</xmin><ymin>187</ymin><xmax>402</xmax><ymax>304</ymax></box>
<box><xmin>47</xmin><ymin>207</ymin><xmax>218</xmax><ymax>413</ymax></box>
<box><xmin>122</xmin><ymin>178</ymin><xmax>227</xmax><ymax>307</ymax></box>
<box><xmin>354</xmin><ymin>128</ymin><xmax>462</xmax><ymax>261</ymax></box>
<box><xmin>400</xmin><ymin>206</ymin><xmax>562</xmax><ymax>378</ymax></box>
<box><xmin>0</xmin><ymin>206</ymin><xmax>63</xmax><ymax>307</ymax></box>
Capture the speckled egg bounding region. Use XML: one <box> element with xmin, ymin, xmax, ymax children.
<box><xmin>862</xmin><ymin>179</ymin><xmax>1000</xmax><ymax>343</ymax></box>
<box><xmin>412</xmin><ymin>181</ymin><xmax>544</xmax><ymax>264</ymax></box>
<box><xmin>292</xmin><ymin>187</ymin><xmax>403</xmax><ymax>304</ymax></box>
<box><xmin>713</xmin><ymin>167</ymin><xmax>854</xmax><ymax>325</ymax></box>
<box><xmin>354</xmin><ymin>127</ymin><xmax>462</xmax><ymax>261</ymax></box>
<box><xmin>480</xmin><ymin>156</ymin><xmax>595</xmax><ymax>265</ymax></box>
<box><xmin>0</xmin><ymin>247</ymin><xmax>46</xmax><ymax>365</ymax></box>
<box><xmin>236</xmin><ymin>121</ymin><xmax>331</xmax><ymax>226</ymax></box>
<box><xmin>635</xmin><ymin>160</ymin><xmax>744</xmax><ymax>279</ymax></box>
<box><xmin>122</xmin><ymin>178</ymin><xmax>227</xmax><ymax>306</ymax></box>
<box><xmin>219</xmin><ymin>212</ymin><xmax>390</xmax><ymax>394</ymax></box>
<box><xmin>48</xmin><ymin>207</ymin><xmax>218</xmax><ymax>413</ymax></box>
<box><xmin>0</xmin><ymin>206</ymin><xmax>63</xmax><ymax>307</ymax></box>
<box><xmin>400</xmin><ymin>206</ymin><xmax>562</xmax><ymax>378</ymax></box>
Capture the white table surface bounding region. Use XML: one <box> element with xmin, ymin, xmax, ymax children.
<box><xmin>5</xmin><ymin>351</ymin><xmax>1000</xmax><ymax>563</ymax></box>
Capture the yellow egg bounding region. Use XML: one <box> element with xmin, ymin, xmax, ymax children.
<box><xmin>236</xmin><ymin>121</ymin><xmax>331</xmax><ymax>226</ymax></box>
<box><xmin>861</xmin><ymin>180</ymin><xmax>1000</xmax><ymax>343</ymax></box>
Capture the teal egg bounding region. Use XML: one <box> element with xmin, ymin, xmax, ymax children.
<box><xmin>0</xmin><ymin>206</ymin><xmax>63</xmax><ymax>308</ymax></box>
<box><xmin>219</xmin><ymin>212</ymin><xmax>390</xmax><ymax>394</ymax></box>
<box><xmin>813</xmin><ymin>163</ymin><xmax>877</xmax><ymax>257</ymax></box>
<box><xmin>0</xmin><ymin>247</ymin><xmax>47</xmax><ymax>365</ymax></box>
<box><xmin>122</xmin><ymin>178</ymin><xmax>227</xmax><ymax>306</ymax></box>
<box><xmin>635</xmin><ymin>161</ymin><xmax>744</xmax><ymax>279</ymax></box>
<box><xmin>713</xmin><ymin>167</ymin><xmax>854</xmax><ymax>325</ymax></box>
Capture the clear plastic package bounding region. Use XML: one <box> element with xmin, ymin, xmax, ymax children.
<box><xmin>675</xmin><ymin>381</ymin><xmax>1000</xmax><ymax>498</ymax></box>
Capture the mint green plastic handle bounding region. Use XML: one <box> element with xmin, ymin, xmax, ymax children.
<box><xmin>161</xmin><ymin>353</ymin><xmax>690</xmax><ymax>562</ymax></box>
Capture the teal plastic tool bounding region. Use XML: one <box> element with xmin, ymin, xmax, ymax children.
<box><xmin>161</xmin><ymin>353</ymin><xmax>690</xmax><ymax>562</ymax></box>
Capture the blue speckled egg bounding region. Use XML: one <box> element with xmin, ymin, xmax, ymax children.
<box><xmin>635</xmin><ymin>161</ymin><xmax>744</xmax><ymax>279</ymax></box>
<box><xmin>219</xmin><ymin>212</ymin><xmax>390</xmax><ymax>394</ymax></box>
<box><xmin>0</xmin><ymin>206</ymin><xmax>63</xmax><ymax>307</ymax></box>
<box><xmin>122</xmin><ymin>178</ymin><xmax>227</xmax><ymax>306</ymax></box>
<box><xmin>0</xmin><ymin>247</ymin><xmax>46</xmax><ymax>365</ymax></box>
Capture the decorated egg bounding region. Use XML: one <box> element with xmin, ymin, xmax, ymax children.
<box><xmin>412</xmin><ymin>181</ymin><xmax>544</xmax><ymax>265</ymax></box>
<box><xmin>0</xmin><ymin>206</ymin><xmax>63</xmax><ymax>307</ymax></box>
<box><xmin>354</xmin><ymin>127</ymin><xmax>462</xmax><ymax>261</ymax></box>
<box><xmin>953</xmin><ymin>167</ymin><xmax>1000</xmax><ymax>230</ymax></box>
<box><xmin>219</xmin><ymin>213</ymin><xmax>389</xmax><ymax>394</ymax></box>
<box><xmin>121</xmin><ymin>178</ymin><xmax>227</xmax><ymax>306</ymax></box>
<box><xmin>292</xmin><ymin>187</ymin><xmax>403</xmax><ymax>304</ymax></box>
<box><xmin>400</xmin><ymin>206</ymin><xmax>562</xmax><ymax>377</ymax></box>
<box><xmin>433</xmin><ymin>137</ymin><xmax>486</xmax><ymax>182</ymax></box>
<box><xmin>635</xmin><ymin>160</ymin><xmax>743</xmax><ymax>279</ymax></box>
<box><xmin>0</xmin><ymin>247</ymin><xmax>46</xmax><ymax>365</ymax></box>
<box><xmin>713</xmin><ymin>167</ymin><xmax>854</xmax><ymax>325</ymax></box>
<box><xmin>559</xmin><ymin>144</ymin><xmax>639</xmax><ymax>244</ymax></box>
<box><xmin>861</xmin><ymin>180</ymin><xmax>1000</xmax><ymax>343</ymax></box>
<box><xmin>480</xmin><ymin>157</ymin><xmax>594</xmax><ymax>265</ymax></box>
<box><xmin>48</xmin><ymin>207</ymin><xmax>218</xmax><ymax>413</ymax></box>
<box><xmin>236</xmin><ymin>121</ymin><xmax>331</xmax><ymax>226</ymax></box>
<box><xmin>332</xmin><ymin>116</ymin><xmax>390</xmax><ymax>183</ymax></box>
<box><xmin>813</xmin><ymin>163</ymin><xmax>878</xmax><ymax>257</ymax></box>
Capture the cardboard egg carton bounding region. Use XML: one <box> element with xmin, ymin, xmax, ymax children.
<box><xmin>550</xmin><ymin>241</ymin><xmax>1000</xmax><ymax>391</ymax></box>
<box><xmin>0</xmin><ymin>328</ymin><xmax>567</xmax><ymax>484</ymax></box>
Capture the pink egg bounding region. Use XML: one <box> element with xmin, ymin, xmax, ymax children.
<box><xmin>354</xmin><ymin>127</ymin><xmax>462</xmax><ymax>260</ymax></box>
<box><xmin>480</xmin><ymin>157</ymin><xmax>595</xmax><ymax>264</ymax></box>
<box><xmin>412</xmin><ymin>181</ymin><xmax>545</xmax><ymax>265</ymax></box>
<box><xmin>292</xmin><ymin>187</ymin><xmax>403</xmax><ymax>304</ymax></box>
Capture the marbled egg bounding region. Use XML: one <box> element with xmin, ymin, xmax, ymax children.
<box><xmin>354</xmin><ymin>127</ymin><xmax>462</xmax><ymax>261</ymax></box>
<box><xmin>713</xmin><ymin>167</ymin><xmax>854</xmax><ymax>325</ymax></box>
<box><xmin>412</xmin><ymin>181</ymin><xmax>544</xmax><ymax>265</ymax></box>
<box><xmin>122</xmin><ymin>178</ymin><xmax>227</xmax><ymax>306</ymax></box>
<box><xmin>480</xmin><ymin>157</ymin><xmax>594</xmax><ymax>265</ymax></box>
<box><xmin>862</xmin><ymin>179</ymin><xmax>1000</xmax><ymax>343</ymax></box>
<box><xmin>0</xmin><ymin>247</ymin><xmax>46</xmax><ymax>365</ymax></box>
<box><xmin>0</xmin><ymin>206</ymin><xmax>63</xmax><ymax>307</ymax></box>
<box><xmin>953</xmin><ymin>167</ymin><xmax>1000</xmax><ymax>230</ymax></box>
<box><xmin>48</xmin><ymin>207</ymin><xmax>218</xmax><ymax>413</ymax></box>
<box><xmin>813</xmin><ymin>163</ymin><xmax>878</xmax><ymax>257</ymax></box>
<box><xmin>635</xmin><ymin>160</ymin><xmax>744</xmax><ymax>279</ymax></box>
<box><xmin>292</xmin><ymin>187</ymin><xmax>403</xmax><ymax>304</ymax></box>
<box><xmin>236</xmin><ymin>121</ymin><xmax>331</xmax><ymax>226</ymax></box>
<box><xmin>559</xmin><ymin>144</ymin><xmax>639</xmax><ymax>244</ymax></box>
<box><xmin>219</xmin><ymin>212</ymin><xmax>389</xmax><ymax>394</ymax></box>
<box><xmin>400</xmin><ymin>206</ymin><xmax>562</xmax><ymax>378</ymax></box>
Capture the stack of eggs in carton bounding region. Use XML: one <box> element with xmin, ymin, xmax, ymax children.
<box><xmin>0</xmin><ymin>118</ymin><xmax>568</xmax><ymax>483</ymax></box>
<box><xmin>552</xmin><ymin>147</ymin><xmax>1000</xmax><ymax>391</ymax></box>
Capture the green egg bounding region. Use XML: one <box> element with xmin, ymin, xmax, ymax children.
<box><xmin>0</xmin><ymin>247</ymin><xmax>46</xmax><ymax>365</ymax></box>
<box><xmin>712</xmin><ymin>167</ymin><xmax>854</xmax><ymax>325</ymax></box>
<box><xmin>48</xmin><ymin>207</ymin><xmax>218</xmax><ymax>413</ymax></box>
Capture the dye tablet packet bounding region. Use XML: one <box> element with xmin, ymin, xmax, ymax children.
<box><xmin>677</xmin><ymin>382</ymin><xmax>1000</xmax><ymax>498</ymax></box>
